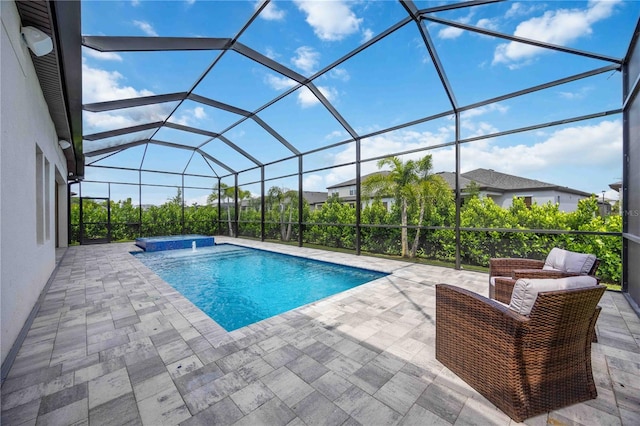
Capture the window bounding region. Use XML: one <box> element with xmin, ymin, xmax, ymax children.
<box><xmin>45</xmin><ymin>158</ymin><xmax>51</xmax><ymax>241</ymax></box>
<box><xmin>523</xmin><ymin>196</ymin><xmax>532</xmax><ymax>208</ymax></box>
<box><xmin>36</xmin><ymin>146</ymin><xmax>44</xmax><ymax>244</ymax></box>
<box><xmin>349</xmin><ymin>187</ymin><xmax>355</xmax><ymax>196</ymax></box>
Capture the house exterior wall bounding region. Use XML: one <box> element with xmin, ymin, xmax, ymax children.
<box><xmin>329</xmin><ymin>184</ymin><xmax>356</xmax><ymax>199</ymax></box>
<box><xmin>486</xmin><ymin>189</ymin><xmax>588</xmax><ymax>212</ymax></box>
<box><xmin>1</xmin><ymin>1</ymin><xmax>69</xmax><ymax>365</ymax></box>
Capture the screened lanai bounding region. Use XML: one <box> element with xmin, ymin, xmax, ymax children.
<box><xmin>28</xmin><ymin>0</ymin><xmax>639</xmax><ymax>307</ymax></box>
<box><xmin>4</xmin><ymin>0</ymin><xmax>640</xmax><ymax>423</ymax></box>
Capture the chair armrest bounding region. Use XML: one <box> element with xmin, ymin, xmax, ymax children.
<box><xmin>436</xmin><ymin>284</ymin><xmax>528</xmax><ymax>363</ymax></box>
<box><xmin>436</xmin><ymin>284</ymin><xmax>529</xmax><ymax>416</ymax></box>
<box><xmin>512</xmin><ymin>269</ymin><xmax>580</xmax><ymax>279</ymax></box>
<box><xmin>494</xmin><ymin>277</ymin><xmax>517</xmax><ymax>304</ymax></box>
<box><xmin>489</xmin><ymin>258</ymin><xmax>545</xmax><ymax>277</ymax></box>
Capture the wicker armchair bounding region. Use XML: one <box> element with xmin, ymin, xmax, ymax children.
<box><xmin>490</xmin><ymin>253</ymin><xmax>600</xmax><ymax>304</ymax></box>
<box><xmin>435</xmin><ymin>283</ymin><xmax>605</xmax><ymax>422</ymax></box>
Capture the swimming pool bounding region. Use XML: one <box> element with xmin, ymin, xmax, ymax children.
<box><xmin>132</xmin><ymin>244</ymin><xmax>388</xmax><ymax>331</ymax></box>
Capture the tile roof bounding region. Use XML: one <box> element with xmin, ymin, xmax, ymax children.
<box><xmin>330</xmin><ymin>169</ymin><xmax>590</xmax><ymax>196</ymax></box>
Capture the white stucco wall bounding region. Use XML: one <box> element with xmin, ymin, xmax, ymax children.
<box><xmin>487</xmin><ymin>190</ymin><xmax>588</xmax><ymax>212</ymax></box>
<box><xmin>329</xmin><ymin>184</ymin><xmax>356</xmax><ymax>199</ymax></box>
<box><xmin>1</xmin><ymin>1</ymin><xmax>69</xmax><ymax>365</ymax></box>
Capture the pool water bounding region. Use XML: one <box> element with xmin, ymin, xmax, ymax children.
<box><xmin>132</xmin><ymin>244</ymin><xmax>388</xmax><ymax>331</ymax></box>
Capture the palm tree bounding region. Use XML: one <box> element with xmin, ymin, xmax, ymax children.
<box><xmin>363</xmin><ymin>155</ymin><xmax>434</xmax><ymax>257</ymax></box>
<box><xmin>207</xmin><ymin>183</ymin><xmax>237</xmax><ymax>237</ymax></box>
<box><xmin>410</xmin><ymin>171</ymin><xmax>452</xmax><ymax>257</ymax></box>
<box><xmin>266</xmin><ymin>186</ymin><xmax>298</xmax><ymax>241</ymax></box>
<box><xmin>237</xmin><ymin>188</ymin><xmax>252</xmax><ymax>222</ymax></box>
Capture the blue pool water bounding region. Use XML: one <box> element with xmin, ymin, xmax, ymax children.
<box><xmin>132</xmin><ymin>244</ymin><xmax>387</xmax><ymax>331</ymax></box>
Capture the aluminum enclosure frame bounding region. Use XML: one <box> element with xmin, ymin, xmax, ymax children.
<box><xmin>56</xmin><ymin>1</ymin><xmax>636</xmax><ymax>306</ymax></box>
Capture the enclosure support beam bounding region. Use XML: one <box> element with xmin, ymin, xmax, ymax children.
<box><xmin>298</xmin><ymin>156</ymin><xmax>304</xmax><ymax>248</ymax></box>
<box><xmin>454</xmin><ymin>112</ymin><xmax>461</xmax><ymax>270</ymax></box>
<box><xmin>138</xmin><ymin>170</ymin><xmax>142</xmax><ymax>237</ymax></box>
<box><xmin>261</xmin><ymin>167</ymin><xmax>265</xmax><ymax>242</ymax></box>
<box><xmin>217</xmin><ymin>178</ymin><xmax>222</xmax><ymax>236</ymax></box>
<box><xmin>234</xmin><ymin>174</ymin><xmax>239</xmax><ymax>238</ymax></box>
<box><xmin>181</xmin><ymin>176</ymin><xmax>185</xmax><ymax>235</ymax></box>
<box><xmin>355</xmin><ymin>139</ymin><xmax>362</xmax><ymax>256</ymax></box>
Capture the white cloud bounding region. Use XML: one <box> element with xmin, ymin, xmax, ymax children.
<box><xmin>133</xmin><ymin>20</ymin><xmax>158</xmax><ymax>37</ymax></box>
<box><xmin>504</xmin><ymin>2</ymin><xmax>543</xmax><ymax>19</ymax></box>
<box><xmin>170</xmin><ymin>106</ymin><xmax>208</xmax><ymax>126</ymax></box>
<box><xmin>493</xmin><ymin>0</ymin><xmax>621</xmax><ymax>67</ymax></box>
<box><xmin>257</xmin><ymin>0</ymin><xmax>286</xmax><ymax>20</ymax></box>
<box><xmin>437</xmin><ymin>13</ymin><xmax>472</xmax><ymax>40</ymax></box>
<box><xmin>303</xmin><ymin>174</ymin><xmax>325</xmax><ymax>191</ymax></box>
<box><xmin>185</xmin><ymin>0</ymin><xmax>196</xmax><ymax>5</ymax></box>
<box><xmin>264</xmin><ymin>47</ymin><xmax>279</xmax><ymax>60</ymax></box>
<box><xmin>437</xmin><ymin>13</ymin><xmax>497</xmax><ymax>39</ymax></box>
<box><xmin>306</xmin><ymin>119</ymin><xmax>621</xmax><ymax>193</ymax></box>
<box><xmin>476</xmin><ymin>18</ymin><xmax>498</xmax><ymax>32</ymax></box>
<box><xmin>297</xmin><ymin>85</ymin><xmax>337</xmax><ymax>108</ymax></box>
<box><xmin>292</xmin><ymin>46</ymin><xmax>320</xmax><ymax>74</ymax></box>
<box><xmin>131</xmin><ymin>0</ymin><xmax>140</xmax><ymax>7</ymax></box>
<box><xmin>82</xmin><ymin>61</ymin><xmax>154</xmax><ymax>103</ymax></box>
<box><xmin>264</xmin><ymin>74</ymin><xmax>297</xmax><ymax>91</ymax></box>
<box><xmin>361</xmin><ymin>28</ymin><xmax>374</xmax><ymax>43</ymax></box>
<box><xmin>193</xmin><ymin>106</ymin><xmax>206</xmax><ymax>119</ymax></box>
<box><xmin>83</xmin><ymin>48</ymin><xmax>123</xmax><ymax>62</ymax></box>
<box><xmin>461</xmin><ymin>103</ymin><xmax>509</xmax><ymax>119</ymax></box>
<box><xmin>325</xmin><ymin>130</ymin><xmax>345</xmax><ymax>140</ymax></box>
<box><xmin>558</xmin><ymin>86</ymin><xmax>593</xmax><ymax>100</ymax></box>
<box><xmin>329</xmin><ymin>67</ymin><xmax>350</xmax><ymax>82</ymax></box>
<box><xmin>438</xmin><ymin>26</ymin><xmax>464</xmax><ymax>40</ymax></box>
<box><xmin>294</xmin><ymin>0</ymin><xmax>362</xmax><ymax>41</ymax></box>
<box><xmin>455</xmin><ymin>120</ymin><xmax>621</xmax><ymax>181</ymax></box>
<box><xmin>82</xmin><ymin>62</ymin><xmax>172</xmax><ymax>133</ymax></box>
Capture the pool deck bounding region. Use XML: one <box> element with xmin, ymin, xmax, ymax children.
<box><xmin>2</xmin><ymin>238</ymin><xmax>639</xmax><ymax>425</ymax></box>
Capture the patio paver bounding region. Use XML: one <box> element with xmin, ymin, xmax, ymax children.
<box><xmin>1</xmin><ymin>238</ymin><xmax>639</xmax><ymax>425</ymax></box>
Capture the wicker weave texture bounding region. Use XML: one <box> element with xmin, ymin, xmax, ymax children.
<box><xmin>435</xmin><ymin>284</ymin><xmax>605</xmax><ymax>422</ymax></box>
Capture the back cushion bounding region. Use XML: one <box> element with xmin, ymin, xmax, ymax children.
<box><xmin>509</xmin><ymin>276</ymin><xmax>598</xmax><ymax>315</ymax></box>
<box><xmin>543</xmin><ymin>247</ymin><xmax>596</xmax><ymax>274</ymax></box>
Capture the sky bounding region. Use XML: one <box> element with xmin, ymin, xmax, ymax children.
<box><xmin>79</xmin><ymin>0</ymin><xmax>639</xmax><ymax>206</ymax></box>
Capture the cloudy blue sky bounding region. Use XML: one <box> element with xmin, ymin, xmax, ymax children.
<box><xmin>80</xmin><ymin>0</ymin><xmax>638</xmax><ymax>205</ymax></box>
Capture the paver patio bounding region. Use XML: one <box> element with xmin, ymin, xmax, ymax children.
<box><xmin>2</xmin><ymin>238</ymin><xmax>639</xmax><ymax>425</ymax></box>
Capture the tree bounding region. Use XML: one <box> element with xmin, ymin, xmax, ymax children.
<box><xmin>363</xmin><ymin>155</ymin><xmax>435</xmax><ymax>257</ymax></box>
<box><xmin>168</xmin><ymin>188</ymin><xmax>183</xmax><ymax>206</ymax></box>
<box><xmin>464</xmin><ymin>181</ymin><xmax>481</xmax><ymax>199</ymax></box>
<box><xmin>410</xmin><ymin>173</ymin><xmax>453</xmax><ymax>257</ymax></box>
<box><xmin>208</xmin><ymin>183</ymin><xmax>237</xmax><ymax>237</ymax></box>
<box><xmin>266</xmin><ymin>186</ymin><xmax>299</xmax><ymax>241</ymax></box>
<box><xmin>237</xmin><ymin>188</ymin><xmax>252</xmax><ymax>222</ymax></box>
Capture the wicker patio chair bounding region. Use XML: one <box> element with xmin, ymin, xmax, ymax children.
<box><xmin>489</xmin><ymin>248</ymin><xmax>600</xmax><ymax>304</ymax></box>
<box><xmin>435</xmin><ymin>282</ymin><xmax>605</xmax><ymax>422</ymax></box>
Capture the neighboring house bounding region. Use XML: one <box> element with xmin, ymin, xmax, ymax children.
<box><xmin>326</xmin><ymin>172</ymin><xmax>393</xmax><ymax>209</ymax></box>
<box><xmin>327</xmin><ymin>169</ymin><xmax>591</xmax><ymax>212</ymax></box>
<box><xmin>436</xmin><ymin>169</ymin><xmax>591</xmax><ymax>212</ymax></box>
<box><xmin>303</xmin><ymin>191</ymin><xmax>329</xmax><ymax>210</ymax></box>
<box><xmin>609</xmin><ymin>181</ymin><xmax>622</xmax><ymax>215</ymax></box>
<box><xmin>218</xmin><ymin>191</ymin><xmax>328</xmax><ymax>211</ymax></box>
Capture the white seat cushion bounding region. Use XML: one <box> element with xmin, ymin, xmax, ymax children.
<box><xmin>509</xmin><ymin>276</ymin><xmax>598</xmax><ymax>316</ymax></box>
<box><xmin>543</xmin><ymin>247</ymin><xmax>596</xmax><ymax>274</ymax></box>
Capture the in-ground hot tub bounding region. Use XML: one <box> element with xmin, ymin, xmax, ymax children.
<box><xmin>135</xmin><ymin>235</ymin><xmax>215</xmax><ymax>252</ymax></box>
